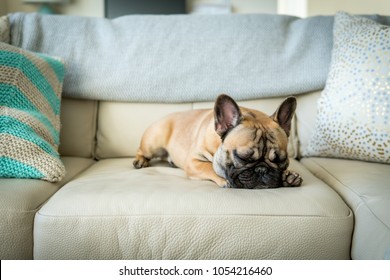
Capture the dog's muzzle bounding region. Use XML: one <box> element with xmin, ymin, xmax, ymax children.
<box><xmin>225</xmin><ymin>163</ymin><xmax>283</xmax><ymax>189</ymax></box>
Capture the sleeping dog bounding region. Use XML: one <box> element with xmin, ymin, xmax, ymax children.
<box><xmin>133</xmin><ymin>94</ymin><xmax>302</xmax><ymax>189</ymax></box>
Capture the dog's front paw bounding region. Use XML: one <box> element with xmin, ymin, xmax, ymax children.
<box><xmin>133</xmin><ymin>156</ymin><xmax>150</xmax><ymax>169</ymax></box>
<box><xmin>215</xmin><ymin>177</ymin><xmax>231</xmax><ymax>188</ymax></box>
<box><xmin>282</xmin><ymin>170</ymin><xmax>302</xmax><ymax>187</ymax></box>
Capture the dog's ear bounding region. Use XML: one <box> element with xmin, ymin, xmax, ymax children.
<box><xmin>214</xmin><ymin>94</ymin><xmax>242</xmax><ymax>138</ymax></box>
<box><xmin>271</xmin><ymin>96</ymin><xmax>297</xmax><ymax>137</ymax></box>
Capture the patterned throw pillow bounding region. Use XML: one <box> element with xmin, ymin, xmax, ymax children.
<box><xmin>304</xmin><ymin>12</ymin><xmax>390</xmax><ymax>164</ymax></box>
<box><xmin>0</xmin><ymin>42</ymin><xmax>66</xmax><ymax>182</ymax></box>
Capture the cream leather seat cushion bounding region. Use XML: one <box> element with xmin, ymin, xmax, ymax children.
<box><xmin>301</xmin><ymin>157</ymin><xmax>390</xmax><ymax>260</ymax></box>
<box><xmin>34</xmin><ymin>159</ymin><xmax>352</xmax><ymax>259</ymax></box>
<box><xmin>0</xmin><ymin>157</ymin><xmax>95</xmax><ymax>259</ymax></box>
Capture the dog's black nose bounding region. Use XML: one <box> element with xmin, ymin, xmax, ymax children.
<box><xmin>255</xmin><ymin>166</ymin><xmax>268</xmax><ymax>175</ymax></box>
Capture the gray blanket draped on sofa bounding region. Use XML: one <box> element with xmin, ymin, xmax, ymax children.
<box><xmin>8</xmin><ymin>12</ymin><xmax>390</xmax><ymax>102</ymax></box>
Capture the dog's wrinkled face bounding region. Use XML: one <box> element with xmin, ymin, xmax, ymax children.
<box><xmin>212</xmin><ymin>95</ymin><xmax>296</xmax><ymax>189</ymax></box>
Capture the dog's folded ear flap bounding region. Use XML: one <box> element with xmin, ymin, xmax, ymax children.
<box><xmin>214</xmin><ymin>94</ymin><xmax>242</xmax><ymax>138</ymax></box>
<box><xmin>271</xmin><ymin>96</ymin><xmax>297</xmax><ymax>137</ymax></box>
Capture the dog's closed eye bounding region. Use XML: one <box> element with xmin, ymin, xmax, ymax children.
<box><xmin>269</xmin><ymin>148</ymin><xmax>288</xmax><ymax>162</ymax></box>
<box><xmin>233</xmin><ymin>149</ymin><xmax>255</xmax><ymax>163</ymax></box>
<box><xmin>268</xmin><ymin>149</ymin><xmax>277</xmax><ymax>162</ymax></box>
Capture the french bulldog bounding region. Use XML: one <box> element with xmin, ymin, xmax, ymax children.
<box><xmin>133</xmin><ymin>94</ymin><xmax>302</xmax><ymax>189</ymax></box>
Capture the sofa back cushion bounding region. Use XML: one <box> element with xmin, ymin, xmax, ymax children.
<box><xmin>96</xmin><ymin>102</ymin><xmax>191</xmax><ymax>159</ymax></box>
<box><xmin>95</xmin><ymin>97</ymin><xmax>299</xmax><ymax>159</ymax></box>
<box><xmin>59</xmin><ymin>98</ymin><xmax>97</xmax><ymax>158</ymax></box>
<box><xmin>296</xmin><ymin>91</ymin><xmax>322</xmax><ymax>157</ymax></box>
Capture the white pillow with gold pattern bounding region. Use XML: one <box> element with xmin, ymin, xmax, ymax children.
<box><xmin>305</xmin><ymin>12</ymin><xmax>390</xmax><ymax>163</ymax></box>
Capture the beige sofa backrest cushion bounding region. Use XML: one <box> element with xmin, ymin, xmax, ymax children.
<box><xmin>59</xmin><ymin>98</ymin><xmax>97</xmax><ymax>158</ymax></box>
<box><xmin>59</xmin><ymin>91</ymin><xmax>323</xmax><ymax>160</ymax></box>
<box><xmin>296</xmin><ymin>91</ymin><xmax>322</xmax><ymax>157</ymax></box>
<box><xmin>95</xmin><ymin>97</ymin><xmax>299</xmax><ymax>159</ymax></box>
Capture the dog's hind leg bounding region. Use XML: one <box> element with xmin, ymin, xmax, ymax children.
<box><xmin>133</xmin><ymin>119</ymin><xmax>171</xmax><ymax>169</ymax></box>
<box><xmin>133</xmin><ymin>150</ymin><xmax>152</xmax><ymax>168</ymax></box>
<box><xmin>133</xmin><ymin>146</ymin><xmax>168</xmax><ymax>169</ymax></box>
